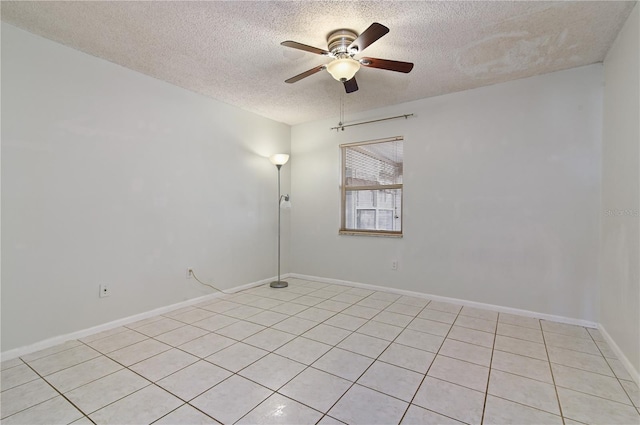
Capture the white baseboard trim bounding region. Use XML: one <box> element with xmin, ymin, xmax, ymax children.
<box><xmin>0</xmin><ymin>274</ymin><xmax>286</xmax><ymax>362</ymax></box>
<box><xmin>597</xmin><ymin>324</ymin><xmax>640</xmax><ymax>386</ymax></box>
<box><xmin>290</xmin><ymin>273</ymin><xmax>599</xmax><ymax>328</ymax></box>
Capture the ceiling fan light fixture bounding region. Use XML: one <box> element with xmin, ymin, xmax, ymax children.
<box><xmin>326</xmin><ymin>58</ymin><xmax>361</xmax><ymax>82</ymax></box>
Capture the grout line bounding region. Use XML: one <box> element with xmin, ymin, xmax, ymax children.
<box><xmin>541</xmin><ymin>317</ymin><xmax>566</xmax><ymax>425</ymax></box>
<box><xmin>479</xmin><ymin>314</ymin><xmax>498</xmax><ymax>424</ymax></box>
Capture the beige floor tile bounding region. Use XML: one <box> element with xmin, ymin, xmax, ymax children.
<box><xmin>544</xmin><ymin>332</ymin><xmax>600</xmax><ymax>355</ymax></box>
<box><xmin>328</xmin><ymin>384</ymin><xmax>408</xmax><ymax>425</ymax></box>
<box><xmin>395</xmin><ymin>329</ymin><xmax>444</xmax><ymax>353</ymax></box>
<box><xmin>65</xmin><ymin>369</ymin><xmax>150</xmax><ymax>413</ymax></box>
<box><xmin>191</xmin><ymin>314</ymin><xmax>239</xmax><ymax>332</ymax></box>
<box><xmin>176</xmin><ymin>333</ymin><xmax>234</xmax><ymax>358</ymax></box>
<box><xmin>1</xmin><ymin>395</ymin><xmax>83</xmax><ymax>425</ymax></box>
<box><xmin>244</xmin><ymin>310</ymin><xmax>289</xmax><ymax>327</ymax></box>
<box><xmin>547</xmin><ymin>345</ymin><xmax>613</xmax><ymax>376</ymax></box>
<box><xmin>205</xmin><ymin>342</ymin><xmax>268</xmax><ymax>372</ymax></box>
<box><xmin>488</xmin><ymin>369</ymin><xmax>560</xmax><ymax>415</ymax></box>
<box><xmin>426</xmin><ymin>301</ymin><xmax>462</xmax><ymax>314</ymax></box>
<box><xmin>275</xmin><ymin>337</ymin><xmax>332</xmax><ymax>365</ymax></box>
<box><xmin>331</xmin><ymin>293</ymin><xmax>366</xmax><ymax>304</ymax></box>
<box><xmin>541</xmin><ymin>320</ymin><xmax>590</xmax><ymax>339</ymax></box>
<box><xmin>551</xmin><ymin>363</ymin><xmax>631</xmax><ymax>404</ymax></box>
<box><xmin>89</xmin><ymin>384</ymin><xmax>182</xmax><ymax>424</ymax></box>
<box><xmin>385</xmin><ymin>303</ymin><xmax>423</xmax><ymax>316</ymax></box>
<box><xmin>447</xmin><ymin>326</ymin><xmax>494</xmax><ymax>348</ymax></box>
<box><xmin>239</xmin><ymin>354</ymin><xmax>306</xmax><ymax>390</ymax></box>
<box><xmin>1</xmin><ymin>358</ymin><xmax>24</xmax><ymax>371</ymax></box>
<box><xmin>27</xmin><ymin>345</ymin><xmax>101</xmax><ymax>376</ymax></box>
<box><xmin>357</xmin><ymin>361</ymin><xmax>423</xmax><ymax>401</ymax></box>
<box><xmin>454</xmin><ymin>315</ymin><xmax>497</xmax><ymax>333</ymax></box>
<box><xmin>237</xmin><ymin>393</ymin><xmax>323</xmax><ymax>425</ymax></box>
<box><xmin>413</xmin><ymin>376</ymin><xmax>485</xmax><ymax>424</ymax></box>
<box><xmin>107</xmin><ymin>338</ymin><xmax>172</xmax><ymax>366</ymax></box>
<box><xmin>154</xmin><ymin>404</ymin><xmax>220</xmax><ymax>424</ymax></box>
<box><xmin>191</xmin><ymin>375</ymin><xmax>272</xmax><ymax>424</ymax></box>
<box><xmin>483</xmin><ymin>395</ymin><xmax>563</xmax><ymax>424</ymax></box>
<box><xmin>171</xmin><ymin>308</ymin><xmax>216</xmax><ymax>324</ymax></box>
<box><xmin>342</xmin><ymin>305</ymin><xmax>381</xmax><ymax>320</ymax></box>
<box><xmin>86</xmin><ymin>329</ymin><xmax>148</xmax><ymax>354</ymax></box>
<box><xmin>337</xmin><ymin>332</ymin><xmax>390</xmax><ymax>358</ymax></box>
<box><xmin>291</xmin><ymin>295</ymin><xmax>325</xmax><ymax>306</ymax></box>
<box><xmin>369</xmin><ymin>292</ymin><xmax>401</xmax><ymax>302</ymax></box>
<box><xmin>497</xmin><ymin>322</ymin><xmax>544</xmax><ymax>343</ymax></box>
<box><xmin>372</xmin><ymin>311</ymin><xmax>413</xmax><ymax>327</ymax></box>
<box><xmin>323</xmin><ymin>313</ymin><xmax>368</xmax><ymax>331</ymax></box>
<box><xmin>302</xmin><ymin>324</ymin><xmax>352</xmax><ymax>346</ymax></box>
<box><xmin>396</xmin><ymin>296</ymin><xmax>430</xmax><ymax>308</ymax></box>
<box><xmin>272</xmin><ymin>316</ymin><xmax>318</xmax><ymax>335</ymax></box>
<box><xmin>317</xmin><ymin>415</ymin><xmax>346</xmax><ymax>424</ymax></box>
<box><xmin>494</xmin><ymin>334</ymin><xmax>548</xmax><ymax>360</ymax></box>
<box><xmin>79</xmin><ymin>327</ymin><xmax>129</xmax><ymax>344</ymax></box>
<box><xmin>356</xmin><ymin>321</ymin><xmax>404</xmax><ymax>341</ymax></box>
<box><xmin>295</xmin><ymin>307</ymin><xmax>336</xmax><ymax>322</ymax></box>
<box><xmin>312</xmin><ymin>347</ymin><xmax>374</xmax><ymax>381</ymax></box>
<box><xmin>417</xmin><ymin>309</ymin><xmax>458</xmax><ymax>324</ymax></box>
<box><xmin>214</xmin><ymin>320</ymin><xmax>265</xmax><ymax>340</ymax></box>
<box><xmin>46</xmin><ymin>355</ymin><xmax>122</xmax><ymax>393</ymax></box>
<box><xmin>20</xmin><ymin>340</ymin><xmax>83</xmax><ymax>363</ymax></box>
<box><xmin>0</xmin><ymin>364</ymin><xmax>40</xmax><ymax>391</ymax></box>
<box><xmin>314</xmin><ymin>299</ymin><xmax>351</xmax><ymax>313</ymax></box>
<box><xmin>279</xmin><ymin>367</ymin><xmax>351</xmax><ymax>412</ymax></box>
<box><xmin>459</xmin><ymin>306</ymin><xmax>498</xmax><ymax>322</ymax></box>
<box><xmin>135</xmin><ymin>318</ymin><xmax>186</xmax><ymax>337</ymax></box>
<box><xmin>356</xmin><ymin>298</ymin><xmax>393</xmax><ymax>310</ymax></box>
<box><xmin>439</xmin><ymin>339</ymin><xmax>493</xmax><ymax>367</ymax></box>
<box><xmin>379</xmin><ymin>343</ymin><xmax>435</xmax><ymax>373</ymax></box>
<box><xmin>243</xmin><ymin>328</ymin><xmax>297</xmax><ymax>351</ymax></box>
<box><xmin>154</xmin><ymin>325</ymin><xmax>209</xmax><ymax>346</ymax></box>
<box><xmin>607</xmin><ymin>357</ymin><xmax>635</xmax><ymax>381</ymax></box>
<box><xmin>129</xmin><ymin>348</ymin><xmax>198</xmax><ymax>382</ymax></box>
<box><xmin>223</xmin><ymin>305</ymin><xmax>264</xmax><ymax>320</ymax></box>
<box><xmin>407</xmin><ymin>318</ymin><xmax>452</xmax><ymax>337</ymax></box>
<box><xmin>428</xmin><ymin>355</ymin><xmax>489</xmax><ymax>392</ymax></box>
<box><xmin>620</xmin><ymin>379</ymin><xmax>640</xmax><ymax>408</ymax></box>
<box><xmin>557</xmin><ymin>387</ymin><xmax>640</xmax><ymax>425</ymax></box>
<box><xmin>498</xmin><ymin>313</ymin><xmax>541</xmax><ymax>330</ymax></box>
<box><xmin>400</xmin><ymin>404</ymin><xmax>465</xmax><ymax>424</ymax></box>
<box><xmin>491</xmin><ymin>350</ymin><xmax>553</xmax><ymax>383</ymax></box>
<box><xmin>0</xmin><ymin>379</ymin><xmax>58</xmax><ymax>419</ymax></box>
<box><xmin>157</xmin><ymin>360</ymin><xmax>231</xmax><ymax>400</ymax></box>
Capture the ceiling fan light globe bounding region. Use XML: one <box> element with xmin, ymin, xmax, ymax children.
<box><xmin>326</xmin><ymin>58</ymin><xmax>360</xmax><ymax>82</ymax></box>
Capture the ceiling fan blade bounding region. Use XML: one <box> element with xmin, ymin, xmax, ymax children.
<box><xmin>360</xmin><ymin>57</ymin><xmax>414</xmax><ymax>73</ymax></box>
<box><xmin>348</xmin><ymin>23</ymin><xmax>389</xmax><ymax>53</ymax></box>
<box><xmin>281</xmin><ymin>41</ymin><xmax>331</xmax><ymax>56</ymax></box>
<box><xmin>343</xmin><ymin>77</ymin><xmax>358</xmax><ymax>93</ymax></box>
<box><xmin>285</xmin><ymin>65</ymin><xmax>326</xmax><ymax>84</ymax></box>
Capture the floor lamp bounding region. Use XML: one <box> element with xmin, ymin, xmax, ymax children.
<box><xmin>269</xmin><ymin>154</ymin><xmax>290</xmax><ymax>288</ymax></box>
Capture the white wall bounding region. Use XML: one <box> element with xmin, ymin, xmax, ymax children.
<box><xmin>291</xmin><ymin>65</ymin><xmax>603</xmax><ymax>321</ymax></box>
<box><xmin>1</xmin><ymin>24</ymin><xmax>290</xmax><ymax>351</ymax></box>
<box><xmin>601</xmin><ymin>4</ymin><xmax>640</xmax><ymax>375</ymax></box>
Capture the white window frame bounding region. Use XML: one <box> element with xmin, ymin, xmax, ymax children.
<box><xmin>340</xmin><ymin>136</ymin><xmax>403</xmax><ymax>237</ymax></box>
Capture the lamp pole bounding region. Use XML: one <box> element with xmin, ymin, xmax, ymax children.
<box><xmin>269</xmin><ymin>154</ymin><xmax>289</xmax><ymax>288</ymax></box>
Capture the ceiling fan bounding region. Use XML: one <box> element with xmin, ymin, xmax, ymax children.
<box><xmin>281</xmin><ymin>23</ymin><xmax>414</xmax><ymax>94</ymax></box>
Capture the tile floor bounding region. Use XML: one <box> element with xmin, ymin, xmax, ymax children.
<box><xmin>1</xmin><ymin>278</ymin><xmax>639</xmax><ymax>425</ymax></box>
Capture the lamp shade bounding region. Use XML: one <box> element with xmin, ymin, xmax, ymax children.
<box><xmin>326</xmin><ymin>58</ymin><xmax>361</xmax><ymax>82</ymax></box>
<box><xmin>269</xmin><ymin>154</ymin><xmax>290</xmax><ymax>166</ymax></box>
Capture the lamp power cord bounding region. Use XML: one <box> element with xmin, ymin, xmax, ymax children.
<box><xmin>189</xmin><ymin>269</ymin><xmax>233</xmax><ymax>295</ymax></box>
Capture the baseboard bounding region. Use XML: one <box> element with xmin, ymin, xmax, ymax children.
<box><xmin>0</xmin><ymin>274</ymin><xmax>286</xmax><ymax>362</ymax></box>
<box><xmin>597</xmin><ymin>324</ymin><xmax>640</xmax><ymax>386</ymax></box>
<box><xmin>290</xmin><ymin>273</ymin><xmax>599</xmax><ymax>329</ymax></box>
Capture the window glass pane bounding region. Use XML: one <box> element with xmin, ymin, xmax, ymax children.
<box><xmin>345</xmin><ymin>189</ymin><xmax>402</xmax><ymax>232</ymax></box>
<box><xmin>345</xmin><ymin>141</ymin><xmax>403</xmax><ymax>187</ymax></box>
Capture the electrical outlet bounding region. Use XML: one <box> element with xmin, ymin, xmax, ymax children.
<box><xmin>186</xmin><ymin>268</ymin><xmax>193</xmax><ymax>279</ymax></box>
<box><xmin>99</xmin><ymin>284</ymin><xmax>110</xmax><ymax>298</ymax></box>
<box><xmin>391</xmin><ymin>260</ymin><xmax>398</xmax><ymax>271</ymax></box>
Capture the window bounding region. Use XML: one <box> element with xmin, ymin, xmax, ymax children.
<box><xmin>340</xmin><ymin>137</ymin><xmax>403</xmax><ymax>236</ymax></box>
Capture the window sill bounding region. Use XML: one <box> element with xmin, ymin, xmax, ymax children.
<box><xmin>339</xmin><ymin>230</ymin><xmax>403</xmax><ymax>238</ymax></box>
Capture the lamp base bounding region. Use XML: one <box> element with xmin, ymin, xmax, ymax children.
<box><xmin>270</xmin><ymin>280</ymin><xmax>288</xmax><ymax>288</ymax></box>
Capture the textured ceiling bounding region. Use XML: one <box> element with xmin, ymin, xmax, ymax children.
<box><xmin>1</xmin><ymin>1</ymin><xmax>635</xmax><ymax>125</ymax></box>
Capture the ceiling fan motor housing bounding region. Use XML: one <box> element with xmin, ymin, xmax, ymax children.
<box><xmin>327</xmin><ymin>29</ymin><xmax>358</xmax><ymax>57</ymax></box>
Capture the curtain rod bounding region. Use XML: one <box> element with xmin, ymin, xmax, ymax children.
<box><xmin>330</xmin><ymin>114</ymin><xmax>414</xmax><ymax>131</ymax></box>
